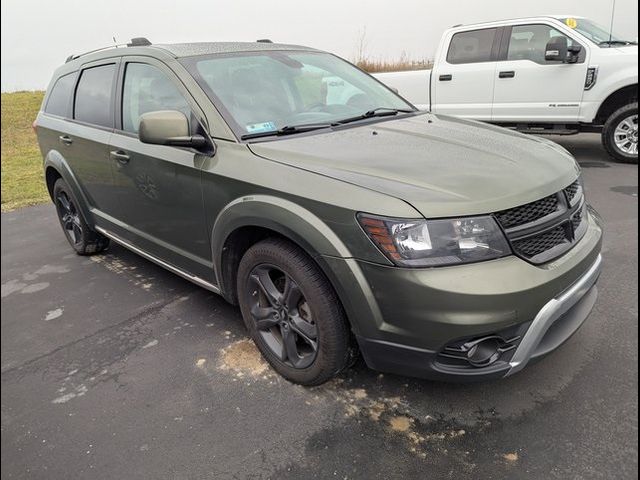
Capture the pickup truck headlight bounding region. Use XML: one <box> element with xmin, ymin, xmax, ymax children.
<box><xmin>358</xmin><ymin>214</ymin><xmax>511</xmax><ymax>267</ymax></box>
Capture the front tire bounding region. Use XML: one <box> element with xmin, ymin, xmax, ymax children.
<box><xmin>237</xmin><ymin>238</ymin><xmax>353</xmax><ymax>385</ymax></box>
<box><xmin>53</xmin><ymin>178</ymin><xmax>109</xmax><ymax>255</ymax></box>
<box><xmin>602</xmin><ymin>102</ymin><xmax>638</xmax><ymax>164</ymax></box>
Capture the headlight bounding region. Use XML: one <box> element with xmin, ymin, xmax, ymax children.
<box><xmin>358</xmin><ymin>214</ymin><xmax>511</xmax><ymax>267</ymax></box>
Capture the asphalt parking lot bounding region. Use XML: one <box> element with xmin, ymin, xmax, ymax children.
<box><xmin>1</xmin><ymin>134</ymin><xmax>638</xmax><ymax>480</ymax></box>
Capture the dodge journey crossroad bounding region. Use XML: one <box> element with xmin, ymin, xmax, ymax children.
<box><xmin>35</xmin><ymin>38</ymin><xmax>603</xmax><ymax>385</ymax></box>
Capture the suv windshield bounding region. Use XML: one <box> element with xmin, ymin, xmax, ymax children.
<box><xmin>559</xmin><ymin>17</ymin><xmax>636</xmax><ymax>46</ymax></box>
<box><xmin>181</xmin><ymin>51</ymin><xmax>415</xmax><ymax>138</ymax></box>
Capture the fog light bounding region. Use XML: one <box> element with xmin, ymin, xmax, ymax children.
<box><xmin>439</xmin><ymin>334</ymin><xmax>521</xmax><ymax>368</ymax></box>
<box><xmin>466</xmin><ymin>337</ymin><xmax>502</xmax><ymax>367</ymax></box>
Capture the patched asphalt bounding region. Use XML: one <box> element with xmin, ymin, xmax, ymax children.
<box><xmin>1</xmin><ymin>134</ymin><xmax>638</xmax><ymax>479</ymax></box>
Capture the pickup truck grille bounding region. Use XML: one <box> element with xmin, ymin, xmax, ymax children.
<box><xmin>494</xmin><ymin>180</ymin><xmax>586</xmax><ymax>264</ymax></box>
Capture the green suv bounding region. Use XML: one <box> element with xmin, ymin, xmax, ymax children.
<box><xmin>35</xmin><ymin>38</ymin><xmax>603</xmax><ymax>385</ymax></box>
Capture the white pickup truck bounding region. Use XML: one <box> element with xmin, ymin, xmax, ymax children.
<box><xmin>373</xmin><ymin>15</ymin><xmax>638</xmax><ymax>163</ymax></box>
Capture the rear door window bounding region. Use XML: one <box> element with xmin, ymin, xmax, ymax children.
<box><xmin>74</xmin><ymin>64</ymin><xmax>117</xmax><ymax>128</ymax></box>
<box><xmin>44</xmin><ymin>73</ymin><xmax>75</xmax><ymax>117</ymax></box>
<box><xmin>447</xmin><ymin>28</ymin><xmax>498</xmax><ymax>64</ymax></box>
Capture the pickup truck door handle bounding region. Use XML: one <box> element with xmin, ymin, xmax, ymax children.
<box><xmin>499</xmin><ymin>71</ymin><xmax>516</xmax><ymax>79</ymax></box>
<box><xmin>439</xmin><ymin>74</ymin><xmax>453</xmax><ymax>81</ymax></box>
<box><xmin>110</xmin><ymin>150</ymin><xmax>130</xmax><ymax>164</ymax></box>
<box><xmin>58</xmin><ymin>135</ymin><xmax>73</xmax><ymax>146</ymax></box>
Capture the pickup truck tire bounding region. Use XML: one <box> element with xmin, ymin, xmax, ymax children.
<box><xmin>237</xmin><ymin>238</ymin><xmax>353</xmax><ymax>385</ymax></box>
<box><xmin>602</xmin><ymin>102</ymin><xmax>638</xmax><ymax>164</ymax></box>
<box><xmin>52</xmin><ymin>178</ymin><xmax>110</xmax><ymax>255</ymax></box>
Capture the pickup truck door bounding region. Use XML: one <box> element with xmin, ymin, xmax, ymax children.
<box><xmin>106</xmin><ymin>58</ymin><xmax>213</xmax><ymax>280</ymax></box>
<box><xmin>432</xmin><ymin>27</ymin><xmax>501</xmax><ymax>120</ymax></box>
<box><xmin>492</xmin><ymin>23</ymin><xmax>589</xmax><ymax>122</ymax></box>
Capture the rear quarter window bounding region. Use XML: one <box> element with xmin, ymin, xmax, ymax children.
<box><xmin>74</xmin><ymin>64</ymin><xmax>117</xmax><ymax>128</ymax></box>
<box><xmin>447</xmin><ymin>28</ymin><xmax>498</xmax><ymax>64</ymax></box>
<box><xmin>44</xmin><ymin>73</ymin><xmax>75</xmax><ymax>117</ymax></box>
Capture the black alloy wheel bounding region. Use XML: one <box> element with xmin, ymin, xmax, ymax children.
<box><xmin>237</xmin><ymin>238</ymin><xmax>354</xmax><ymax>385</ymax></box>
<box><xmin>247</xmin><ymin>264</ymin><xmax>318</xmax><ymax>369</ymax></box>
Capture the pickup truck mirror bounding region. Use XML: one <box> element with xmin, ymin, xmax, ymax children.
<box><xmin>545</xmin><ymin>36</ymin><xmax>569</xmax><ymax>62</ymax></box>
<box><xmin>567</xmin><ymin>44</ymin><xmax>583</xmax><ymax>63</ymax></box>
<box><xmin>138</xmin><ymin>110</ymin><xmax>208</xmax><ymax>149</ymax></box>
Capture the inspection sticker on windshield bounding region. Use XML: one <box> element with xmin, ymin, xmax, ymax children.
<box><xmin>565</xmin><ymin>18</ymin><xmax>578</xmax><ymax>29</ymax></box>
<box><xmin>246</xmin><ymin>122</ymin><xmax>277</xmax><ymax>134</ymax></box>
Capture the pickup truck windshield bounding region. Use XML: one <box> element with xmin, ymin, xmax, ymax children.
<box><xmin>180</xmin><ymin>51</ymin><xmax>415</xmax><ymax>138</ymax></box>
<box><xmin>559</xmin><ymin>18</ymin><xmax>634</xmax><ymax>46</ymax></box>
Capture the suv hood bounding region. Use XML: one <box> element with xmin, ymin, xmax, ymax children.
<box><xmin>249</xmin><ymin>113</ymin><xmax>580</xmax><ymax>218</ymax></box>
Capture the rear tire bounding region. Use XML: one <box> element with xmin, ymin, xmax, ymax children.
<box><xmin>237</xmin><ymin>238</ymin><xmax>354</xmax><ymax>385</ymax></box>
<box><xmin>53</xmin><ymin>178</ymin><xmax>109</xmax><ymax>255</ymax></box>
<box><xmin>602</xmin><ymin>102</ymin><xmax>638</xmax><ymax>164</ymax></box>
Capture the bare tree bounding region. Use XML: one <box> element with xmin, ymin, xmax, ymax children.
<box><xmin>354</xmin><ymin>26</ymin><xmax>368</xmax><ymax>65</ymax></box>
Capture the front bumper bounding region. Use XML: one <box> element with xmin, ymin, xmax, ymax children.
<box><xmin>356</xmin><ymin>254</ymin><xmax>600</xmax><ymax>381</ymax></box>
<box><xmin>321</xmin><ymin>211</ymin><xmax>603</xmax><ymax>381</ymax></box>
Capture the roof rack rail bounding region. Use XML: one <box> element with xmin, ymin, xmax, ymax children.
<box><xmin>65</xmin><ymin>37</ymin><xmax>152</xmax><ymax>63</ymax></box>
<box><xmin>256</xmin><ymin>39</ymin><xmax>273</xmax><ymax>43</ymax></box>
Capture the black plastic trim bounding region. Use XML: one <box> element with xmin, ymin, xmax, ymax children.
<box><xmin>356</xmin><ymin>336</ymin><xmax>511</xmax><ymax>382</ymax></box>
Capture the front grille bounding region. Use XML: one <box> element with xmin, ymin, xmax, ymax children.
<box><xmin>564</xmin><ymin>180</ymin><xmax>581</xmax><ymax>203</ymax></box>
<box><xmin>572</xmin><ymin>211</ymin><xmax>582</xmax><ymax>231</ymax></box>
<box><xmin>512</xmin><ymin>226</ymin><xmax>569</xmax><ymax>258</ymax></box>
<box><xmin>494</xmin><ymin>194</ymin><xmax>559</xmax><ymax>229</ymax></box>
<box><xmin>494</xmin><ymin>180</ymin><xmax>586</xmax><ymax>264</ymax></box>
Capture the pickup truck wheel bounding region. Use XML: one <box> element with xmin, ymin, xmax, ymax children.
<box><xmin>237</xmin><ymin>238</ymin><xmax>353</xmax><ymax>385</ymax></box>
<box><xmin>53</xmin><ymin>178</ymin><xmax>109</xmax><ymax>255</ymax></box>
<box><xmin>602</xmin><ymin>102</ymin><xmax>638</xmax><ymax>164</ymax></box>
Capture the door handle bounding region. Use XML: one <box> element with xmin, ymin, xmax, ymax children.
<box><xmin>58</xmin><ymin>135</ymin><xmax>73</xmax><ymax>146</ymax></box>
<box><xmin>439</xmin><ymin>74</ymin><xmax>453</xmax><ymax>81</ymax></box>
<box><xmin>499</xmin><ymin>71</ymin><xmax>516</xmax><ymax>79</ymax></box>
<box><xmin>110</xmin><ymin>150</ymin><xmax>130</xmax><ymax>164</ymax></box>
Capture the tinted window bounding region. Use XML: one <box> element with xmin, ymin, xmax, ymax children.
<box><xmin>45</xmin><ymin>73</ymin><xmax>75</xmax><ymax>117</ymax></box>
<box><xmin>447</xmin><ymin>28</ymin><xmax>497</xmax><ymax>64</ymax></box>
<box><xmin>74</xmin><ymin>64</ymin><xmax>116</xmax><ymax>127</ymax></box>
<box><xmin>122</xmin><ymin>63</ymin><xmax>190</xmax><ymax>133</ymax></box>
<box><xmin>507</xmin><ymin>24</ymin><xmax>583</xmax><ymax>64</ymax></box>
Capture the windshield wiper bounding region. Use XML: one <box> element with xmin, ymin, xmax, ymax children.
<box><xmin>241</xmin><ymin>123</ymin><xmax>336</xmax><ymax>140</ymax></box>
<box><xmin>599</xmin><ymin>39</ymin><xmax>637</xmax><ymax>46</ymax></box>
<box><xmin>335</xmin><ymin>107</ymin><xmax>416</xmax><ymax>125</ymax></box>
<box><xmin>241</xmin><ymin>107</ymin><xmax>416</xmax><ymax>140</ymax></box>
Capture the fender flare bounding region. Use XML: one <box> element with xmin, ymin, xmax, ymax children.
<box><xmin>592</xmin><ymin>72</ymin><xmax>638</xmax><ymax>120</ymax></box>
<box><xmin>44</xmin><ymin>150</ymin><xmax>94</xmax><ymax>227</ymax></box>
<box><xmin>211</xmin><ymin>194</ymin><xmax>353</xmax><ymax>294</ymax></box>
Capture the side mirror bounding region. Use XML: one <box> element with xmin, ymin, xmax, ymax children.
<box><xmin>138</xmin><ymin>110</ymin><xmax>207</xmax><ymax>148</ymax></box>
<box><xmin>545</xmin><ymin>36</ymin><xmax>569</xmax><ymax>62</ymax></box>
<box><xmin>567</xmin><ymin>44</ymin><xmax>583</xmax><ymax>63</ymax></box>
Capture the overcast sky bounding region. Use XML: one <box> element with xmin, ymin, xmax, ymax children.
<box><xmin>1</xmin><ymin>0</ymin><xmax>637</xmax><ymax>91</ymax></box>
